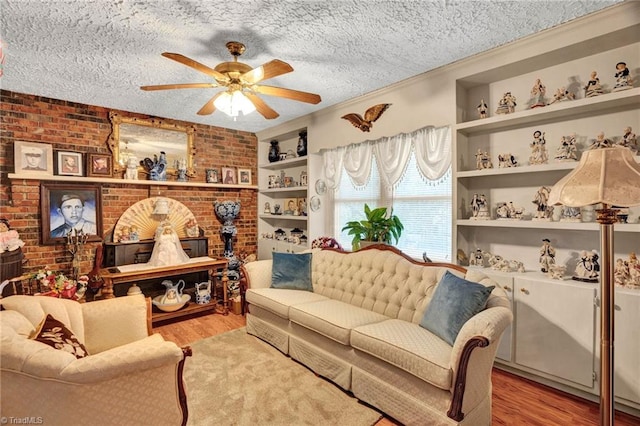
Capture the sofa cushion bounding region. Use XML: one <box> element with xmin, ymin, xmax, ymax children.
<box><xmin>31</xmin><ymin>314</ymin><xmax>89</xmax><ymax>359</ymax></box>
<box><xmin>351</xmin><ymin>318</ymin><xmax>453</xmax><ymax>390</ymax></box>
<box><xmin>290</xmin><ymin>299</ymin><xmax>388</xmax><ymax>345</ymax></box>
<box><xmin>419</xmin><ymin>271</ymin><xmax>495</xmax><ymax>345</ymax></box>
<box><xmin>271</xmin><ymin>252</ymin><xmax>313</xmax><ymax>291</ymax></box>
<box><xmin>246</xmin><ymin>288</ymin><xmax>328</xmax><ymax>318</ymax></box>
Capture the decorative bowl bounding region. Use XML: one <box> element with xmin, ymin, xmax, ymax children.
<box><xmin>152</xmin><ymin>294</ymin><xmax>190</xmax><ymax>312</ymax></box>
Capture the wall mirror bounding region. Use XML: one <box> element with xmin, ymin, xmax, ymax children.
<box><xmin>108</xmin><ymin>111</ymin><xmax>196</xmax><ymax>178</ymax></box>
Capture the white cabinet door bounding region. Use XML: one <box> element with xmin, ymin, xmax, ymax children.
<box><xmin>483</xmin><ymin>272</ymin><xmax>514</xmax><ymax>362</ymax></box>
<box><xmin>514</xmin><ymin>277</ymin><xmax>596</xmax><ymax>387</ymax></box>
<box><xmin>614</xmin><ymin>290</ymin><xmax>640</xmax><ymax>404</ymax></box>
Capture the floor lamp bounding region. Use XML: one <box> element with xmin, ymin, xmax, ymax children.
<box><xmin>549</xmin><ymin>146</ymin><xmax>640</xmax><ymax>426</ymax></box>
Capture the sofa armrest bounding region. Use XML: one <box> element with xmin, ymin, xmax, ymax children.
<box><xmin>242</xmin><ymin>259</ymin><xmax>273</xmax><ymax>289</ymax></box>
<box><xmin>81</xmin><ymin>295</ymin><xmax>150</xmax><ymax>354</ymax></box>
<box><xmin>59</xmin><ymin>334</ymin><xmax>185</xmax><ymax>383</ymax></box>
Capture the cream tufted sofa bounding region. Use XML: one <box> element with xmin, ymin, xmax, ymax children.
<box><xmin>242</xmin><ymin>245</ymin><xmax>512</xmax><ymax>426</ymax></box>
<box><xmin>0</xmin><ymin>294</ymin><xmax>190</xmax><ymax>426</ymax></box>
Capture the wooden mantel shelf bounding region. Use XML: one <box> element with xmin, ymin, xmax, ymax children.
<box><xmin>8</xmin><ymin>173</ymin><xmax>258</xmax><ymax>190</ymax></box>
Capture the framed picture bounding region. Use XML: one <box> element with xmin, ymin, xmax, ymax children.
<box><xmin>55</xmin><ymin>151</ymin><xmax>83</xmax><ymax>177</ymax></box>
<box><xmin>40</xmin><ymin>183</ymin><xmax>102</xmax><ymax>245</ymax></box>
<box><xmin>221</xmin><ymin>167</ymin><xmax>236</xmax><ymax>184</ymax></box>
<box><xmin>206</xmin><ymin>168</ymin><xmax>219</xmax><ymax>183</ymax></box>
<box><xmin>297</xmin><ymin>197</ymin><xmax>308</xmax><ymax>216</ymax></box>
<box><xmin>87</xmin><ymin>153</ymin><xmax>113</xmax><ymax>177</ymax></box>
<box><xmin>284</xmin><ymin>198</ymin><xmax>297</xmax><ymax>215</ymax></box>
<box><xmin>14</xmin><ymin>141</ymin><xmax>54</xmax><ymax>176</ymax></box>
<box><xmin>238</xmin><ymin>168</ymin><xmax>251</xmax><ymax>185</ymax></box>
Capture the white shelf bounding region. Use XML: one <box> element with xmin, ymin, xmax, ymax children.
<box><xmin>458</xmin><ymin>162</ymin><xmax>577</xmax><ymax>178</ymax></box>
<box><xmin>259</xmin><ymin>186</ymin><xmax>308</xmax><ymax>194</ymax></box>
<box><xmin>8</xmin><ymin>173</ymin><xmax>258</xmax><ymax>189</ymax></box>
<box><xmin>259</xmin><ymin>214</ymin><xmax>308</xmax><ymax>221</ymax></box>
<box><xmin>457</xmin><ymin>219</ymin><xmax>640</xmax><ymax>232</ymax></box>
<box><xmin>258</xmin><ymin>156</ymin><xmax>307</xmax><ymax>170</ymax></box>
<box><xmin>456</xmin><ymin>88</ymin><xmax>639</xmax><ymax>136</ymax></box>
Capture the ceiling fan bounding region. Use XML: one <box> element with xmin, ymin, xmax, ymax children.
<box><xmin>140</xmin><ymin>41</ymin><xmax>322</xmax><ymax>119</ymax></box>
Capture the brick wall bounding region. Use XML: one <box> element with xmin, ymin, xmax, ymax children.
<box><xmin>0</xmin><ymin>90</ymin><xmax>257</xmax><ymax>277</ymax></box>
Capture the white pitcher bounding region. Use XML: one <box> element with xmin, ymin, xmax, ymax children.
<box><xmin>195</xmin><ymin>281</ymin><xmax>211</xmax><ymax>304</ymax></box>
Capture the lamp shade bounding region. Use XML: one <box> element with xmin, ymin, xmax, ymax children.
<box><xmin>548</xmin><ymin>147</ymin><xmax>640</xmax><ymax>208</ymax></box>
<box><xmin>152</xmin><ymin>198</ymin><xmax>170</xmax><ymax>215</ymax></box>
<box><xmin>214</xmin><ymin>91</ymin><xmax>256</xmax><ymax>117</ymax></box>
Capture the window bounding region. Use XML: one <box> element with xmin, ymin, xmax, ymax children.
<box><xmin>334</xmin><ymin>153</ymin><xmax>452</xmax><ymax>261</ymax></box>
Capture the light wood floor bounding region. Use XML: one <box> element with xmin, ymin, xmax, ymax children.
<box><xmin>154</xmin><ymin>312</ymin><xmax>640</xmax><ymax>426</ymax></box>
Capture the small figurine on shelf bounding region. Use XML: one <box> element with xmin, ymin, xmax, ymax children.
<box><xmin>548</xmin><ymin>264</ymin><xmax>567</xmax><ymax>280</ymax></box>
<box><xmin>539</xmin><ymin>239</ymin><xmax>556</xmax><ymax>273</ymax></box>
<box><xmin>573</xmin><ymin>250</ymin><xmax>600</xmax><ymax>283</ymax></box>
<box><xmin>496</xmin><ymin>202</ymin><xmax>524</xmax><ymax>220</ymax></box>
<box><xmin>124</xmin><ymin>157</ymin><xmax>138</xmax><ymax>180</ymax></box>
<box><xmin>584</xmin><ymin>71</ymin><xmax>605</xmax><ymax>98</ymax></box>
<box><xmin>529</xmin><ymin>78</ymin><xmax>547</xmax><ymax>108</ymax></box>
<box><xmin>469</xmin><ymin>248</ymin><xmax>485</xmax><ymax>267</ymax></box>
<box><xmin>495</xmin><ymin>92</ymin><xmax>517</xmax><ymax>114</ymax></box>
<box><xmin>129</xmin><ymin>225</ymin><xmax>139</xmax><ymax>241</ymax></box>
<box><xmin>264</xmin><ymin>202</ymin><xmax>271</xmax><ymax>214</ymax></box>
<box><xmin>176</xmin><ymin>158</ymin><xmax>188</xmax><ymax>182</ymax></box>
<box><xmin>554</xmin><ymin>134</ymin><xmax>578</xmax><ymax>161</ymax></box>
<box><xmin>475</xmin><ymin>149</ymin><xmax>493</xmax><ymax>170</ymax></box>
<box><xmin>529</xmin><ymin>130</ymin><xmax>548</xmax><ymax>165</ymax></box>
<box><xmin>470</xmin><ymin>193</ymin><xmax>490</xmax><ymax>220</ymax></box>
<box><xmin>589</xmin><ymin>131</ymin><xmax>613</xmax><ymax>150</ymax></box>
<box><xmin>547</xmin><ymin>87</ymin><xmax>575</xmax><ymax>105</ymax></box>
<box><xmin>141</xmin><ymin>151</ymin><xmax>167</xmax><ymax>181</ymax></box>
<box><xmin>185</xmin><ymin>218</ymin><xmax>200</xmax><ymax>237</ymax></box>
<box><xmin>532</xmin><ymin>186</ymin><xmax>554</xmax><ymax>221</ymax></box>
<box><xmin>559</xmin><ymin>205</ymin><xmax>582</xmax><ymax>222</ymax></box>
<box><xmin>477</xmin><ymin>99</ymin><xmax>488</xmax><ymax>119</ymax></box>
<box><xmin>612</xmin><ymin>61</ymin><xmax>633</xmax><ymax>92</ymax></box>
<box><xmin>618</xmin><ymin>126</ymin><xmax>637</xmax><ymax>153</ymax></box>
<box><xmin>498</xmin><ymin>153</ymin><xmax>518</xmax><ymax>168</ymax></box>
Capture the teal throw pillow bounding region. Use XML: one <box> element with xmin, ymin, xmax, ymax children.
<box><xmin>420</xmin><ymin>271</ymin><xmax>495</xmax><ymax>345</ymax></box>
<box><xmin>271</xmin><ymin>252</ymin><xmax>313</xmax><ymax>291</ymax></box>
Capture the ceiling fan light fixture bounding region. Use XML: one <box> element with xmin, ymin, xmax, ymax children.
<box><xmin>214</xmin><ymin>90</ymin><xmax>256</xmax><ymax>118</ymax></box>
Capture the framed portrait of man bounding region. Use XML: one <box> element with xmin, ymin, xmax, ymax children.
<box><xmin>40</xmin><ymin>183</ymin><xmax>102</xmax><ymax>245</ymax></box>
<box><xmin>14</xmin><ymin>141</ymin><xmax>54</xmax><ymax>176</ymax></box>
<box><xmin>55</xmin><ymin>151</ymin><xmax>84</xmax><ymax>177</ymax></box>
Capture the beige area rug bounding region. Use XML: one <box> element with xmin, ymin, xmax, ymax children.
<box><xmin>184</xmin><ymin>327</ymin><xmax>383</xmax><ymax>426</ymax></box>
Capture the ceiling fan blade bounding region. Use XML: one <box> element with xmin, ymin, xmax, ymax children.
<box><xmin>197</xmin><ymin>92</ymin><xmax>224</xmax><ymax>115</ymax></box>
<box><xmin>244</xmin><ymin>93</ymin><xmax>279</xmax><ymax>119</ymax></box>
<box><xmin>253</xmin><ymin>85</ymin><xmax>321</xmax><ymax>104</ymax></box>
<box><xmin>161</xmin><ymin>52</ymin><xmax>230</xmax><ymax>83</ymax></box>
<box><xmin>140</xmin><ymin>83</ymin><xmax>218</xmax><ymax>91</ymax></box>
<box><xmin>241</xmin><ymin>60</ymin><xmax>293</xmax><ymax>84</ymax></box>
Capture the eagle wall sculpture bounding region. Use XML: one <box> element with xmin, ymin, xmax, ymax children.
<box><xmin>341</xmin><ymin>103</ymin><xmax>391</xmax><ymax>132</ymax></box>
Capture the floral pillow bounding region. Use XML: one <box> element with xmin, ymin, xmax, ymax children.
<box><xmin>31</xmin><ymin>314</ymin><xmax>89</xmax><ymax>359</ymax></box>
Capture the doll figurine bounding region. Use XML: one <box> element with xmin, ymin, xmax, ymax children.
<box><xmin>495</xmin><ymin>92</ymin><xmax>516</xmax><ymax>114</ymax></box>
<box><xmin>470</xmin><ymin>193</ymin><xmax>490</xmax><ymax>220</ymax></box>
<box><xmin>584</xmin><ymin>71</ymin><xmax>605</xmax><ymax>97</ymax></box>
<box><xmin>589</xmin><ymin>131</ymin><xmax>612</xmax><ymax>149</ymax></box>
<box><xmin>547</xmin><ymin>87</ymin><xmax>575</xmax><ymax>105</ymax></box>
<box><xmin>529</xmin><ymin>130</ymin><xmax>548</xmax><ymax>165</ymax></box>
<box><xmin>612</xmin><ymin>61</ymin><xmax>633</xmax><ymax>92</ymax></box>
<box><xmin>554</xmin><ymin>134</ymin><xmax>578</xmax><ymax>161</ymax></box>
<box><xmin>573</xmin><ymin>250</ymin><xmax>600</xmax><ymax>282</ymax></box>
<box><xmin>532</xmin><ymin>186</ymin><xmax>553</xmax><ymax>220</ymax></box>
<box><xmin>529</xmin><ymin>78</ymin><xmax>547</xmax><ymax>108</ymax></box>
<box><xmin>618</xmin><ymin>126</ymin><xmax>637</xmax><ymax>153</ymax></box>
<box><xmin>539</xmin><ymin>238</ymin><xmax>556</xmax><ymax>273</ymax></box>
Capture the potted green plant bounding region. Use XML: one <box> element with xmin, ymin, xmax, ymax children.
<box><xmin>341</xmin><ymin>204</ymin><xmax>404</xmax><ymax>251</ymax></box>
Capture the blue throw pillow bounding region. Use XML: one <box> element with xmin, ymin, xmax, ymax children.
<box><xmin>271</xmin><ymin>252</ymin><xmax>313</xmax><ymax>291</ymax></box>
<box><xmin>420</xmin><ymin>270</ymin><xmax>495</xmax><ymax>345</ymax></box>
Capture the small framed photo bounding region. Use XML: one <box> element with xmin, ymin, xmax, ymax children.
<box><xmin>87</xmin><ymin>153</ymin><xmax>112</xmax><ymax>177</ymax></box>
<box><xmin>238</xmin><ymin>168</ymin><xmax>252</xmax><ymax>185</ymax></box>
<box><xmin>297</xmin><ymin>197</ymin><xmax>308</xmax><ymax>216</ymax></box>
<box><xmin>55</xmin><ymin>151</ymin><xmax>83</xmax><ymax>177</ymax></box>
<box><xmin>40</xmin><ymin>182</ymin><xmax>102</xmax><ymax>245</ymax></box>
<box><xmin>206</xmin><ymin>168</ymin><xmax>219</xmax><ymax>183</ymax></box>
<box><xmin>14</xmin><ymin>141</ymin><xmax>54</xmax><ymax>176</ymax></box>
<box><xmin>284</xmin><ymin>198</ymin><xmax>297</xmax><ymax>215</ymax></box>
<box><xmin>221</xmin><ymin>167</ymin><xmax>237</xmax><ymax>184</ymax></box>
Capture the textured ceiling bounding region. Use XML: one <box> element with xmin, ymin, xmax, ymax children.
<box><xmin>0</xmin><ymin>1</ymin><xmax>621</xmax><ymax>133</ymax></box>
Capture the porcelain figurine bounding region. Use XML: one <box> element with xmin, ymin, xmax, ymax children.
<box><xmin>268</xmin><ymin>140</ymin><xmax>280</xmax><ymax>163</ymax></box>
<box><xmin>142</xmin><ymin>151</ymin><xmax>167</xmax><ymax>181</ymax></box>
<box><xmin>618</xmin><ymin>126</ymin><xmax>637</xmax><ymax>153</ymax></box>
<box><xmin>547</xmin><ymin>87</ymin><xmax>575</xmax><ymax>105</ymax></box>
<box><xmin>477</xmin><ymin>99</ymin><xmax>488</xmax><ymax>118</ymax></box>
<box><xmin>264</xmin><ymin>202</ymin><xmax>271</xmax><ymax>214</ymax></box>
<box><xmin>532</xmin><ymin>186</ymin><xmax>553</xmax><ymax>221</ymax></box>
<box><xmin>495</xmin><ymin>92</ymin><xmax>517</xmax><ymax>115</ymax></box>
<box><xmin>548</xmin><ymin>264</ymin><xmax>567</xmax><ymax>280</ymax></box>
<box><xmin>498</xmin><ymin>153</ymin><xmax>518</xmax><ymax>168</ymax></box>
<box><xmin>475</xmin><ymin>149</ymin><xmax>493</xmax><ymax>170</ymax></box>
<box><xmin>529</xmin><ymin>130</ymin><xmax>548</xmax><ymax>165</ymax></box>
<box><xmin>185</xmin><ymin>218</ymin><xmax>199</xmax><ymax>237</ymax></box>
<box><xmin>195</xmin><ymin>281</ymin><xmax>211</xmax><ymax>305</ymax></box>
<box><xmin>496</xmin><ymin>201</ymin><xmax>524</xmax><ymax>220</ymax></box>
<box><xmin>124</xmin><ymin>157</ymin><xmax>138</xmax><ymax>180</ymax></box>
<box><xmin>159</xmin><ymin>279</ymin><xmax>185</xmax><ymax>305</ymax></box>
<box><xmin>554</xmin><ymin>134</ymin><xmax>578</xmax><ymax>161</ymax></box>
<box><xmin>529</xmin><ymin>78</ymin><xmax>547</xmax><ymax>108</ymax></box>
<box><xmin>559</xmin><ymin>205</ymin><xmax>582</xmax><ymax>222</ymax></box>
<box><xmin>470</xmin><ymin>193</ymin><xmax>490</xmax><ymax>220</ymax></box>
<box><xmin>539</xmin><ymin>238</ymin><xmax>556</xmax><ymax>273</ymax></box>
<box><xmin>584</xmin><ymin>71</ymin><xmax>605</xmax><ymax>97</ymax></box>
<box><xmin>573</xmin><ymin>250</ymin><xmax>600</xmax><ymax>283</ymax></box>
<box><xmin>469</xmin><ymin>248</ymin><xmax>485</xmax><ymax>267</ymax></box>
<box><xmin>612</xmin><ymin>61</ymin><xmax>633</xmax><ymax>92</ymax></box>
<box><xmin>589</xmin><ymin>131</ymin><xmax>613</xmax><ymax>149</ymax></box>
<box><xmin>176</xmin><ymin>158</ymin><xmax>188</xmax><ymax>182</ymax></box>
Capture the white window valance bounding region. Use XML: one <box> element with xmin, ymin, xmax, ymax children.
<box><xmin>321</xmin><ymin>125</ymin><xmax>451</xmax><ymax>190</ymax></box>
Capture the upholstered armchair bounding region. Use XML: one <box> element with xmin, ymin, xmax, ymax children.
<box><xmin>0</xmin><ymin>295</ymin><xmax>191</xmax><ymax>426</ymax></box>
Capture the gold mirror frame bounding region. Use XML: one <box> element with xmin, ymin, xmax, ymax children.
<box><xmin>108</xmin><ymin>111</ymin><xmax>196</xmax><ymax>178</ymax></box>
